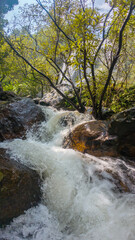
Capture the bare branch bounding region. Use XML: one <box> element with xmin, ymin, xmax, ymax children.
<box><xmin>92</xmin><ymin>0</ymin><xmax>95</xmax><ymax>11</ymax></box>
<box><xmin>99</xmin><ymin>2</ymin><xmax>135</xmax><ymax>115</ymax></box>
<box><xmin>80</xmin><ymin>0</ymin><xmax>85</xmax><ymax>12</ymax></box>
<box><xmin>93</xmin><ymin>5</ymin><xmax>114</xmax><ymax>63</ymax></box>
<box><xmin>53</xmin><ymin>0</ymin><xmax>56</xmax><ymax>21</ymax></box>
<box><xmin>110</xmin><ymin>37</ymin><xmax>117</xmax><ymax>64</ymax></box>
<box><xmin>36</xmin><ymin>0</ymin><xmax>74</xmax><ymax>42</ymax></box>
<box><xmin>93</xmin><ymin>4</ymin><xmax>124</xmax><ymax>65</ymax></box>
<box><xmin>0</xmin><ymin>31</ymin><xmax>82</xmax><ymax>112</ymax></box>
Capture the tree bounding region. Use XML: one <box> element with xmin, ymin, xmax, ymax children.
<box><xmin>0</xmin><ymin>0</ymin><xmax>19</xmax><ymax>91</ymax></box>
<box><xmin>0</xmin><ymin>0</ymin><xmax>135</xmax><ymax>118</ymax></box>
<box><xmin>0</xmin><ymin>31</ymin><xmax>52</xmax><ymax>97</ymax></box>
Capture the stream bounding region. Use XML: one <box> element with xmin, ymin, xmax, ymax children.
<box><xmin>0</xmin><ymin>106</ymin><xmax>135</xmax><ymax>240</ymax></box>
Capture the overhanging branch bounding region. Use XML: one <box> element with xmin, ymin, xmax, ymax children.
<box><xmin>0</xmin><ymin>32</ymin><xmax>82</xmax><ymax>111</ymax></box>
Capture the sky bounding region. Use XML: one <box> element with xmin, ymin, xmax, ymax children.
<box><xmin>5</xmin><ymin>0</ymin><xmax>37</xmax><ymax>21</ymax></box>
<box><xmin>5</xmin><ymin>0</ymin><xmax>110</xmax><ymax>21</ymax></box>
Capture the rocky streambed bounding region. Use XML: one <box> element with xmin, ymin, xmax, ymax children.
<box><xmin>0</xmin><ymin>91</ymin><xmax>135</xmax><ymax>240</ymax></box>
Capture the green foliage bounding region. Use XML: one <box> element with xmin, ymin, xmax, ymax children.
<box><xmin>111</xmin><ymin>85</ymin><xmax>135</xmax><ymax>112</ymax></box>
<box><xmin>58</xmin><ymin>90</ymin><xmax>79</xmax><ymax>110</ymax></box>
<box><xmin>0</xmin><ymin>31</ymin><xmax>53</xmax><ymax>97</ymax></box>
<box><xmin>1</xmin><ymin>0</ymin><xmax>135</xmax><ymax>117</ymax></box>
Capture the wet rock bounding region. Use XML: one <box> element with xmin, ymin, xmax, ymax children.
<box><xmin>64</xmin><ymin>108</ymin><xmax>135</xmax><ymax>159</ymax></box>
<box><xmin>101</xmin><ymin>109</ymin><xmax>115</xmax><ymax>120</ymax></box>
<box><xmin>59</xmin><ymin>113</ymin><xmax>76</xmax><ymax>127</ymax></box>
<box><xmin>118</xmin><ymin>133</ymin><xmax>135</xmax><ymax>158</ymax></box>
<box><xmin>64</xmin><ymin>120</ymin><xmax>118</xmax><ymax>157</ymax></box>
<box><xmin>109</xmin><ymin>107</ymin><xmax>135</xmax><ymax>158</ymax></box>
<box><xmin>107</xmin><ymin>160</ymin><xmax>135</xmax><ymax>193</ymax></box>
<box><xmin>0</xmin><ymin>148</ymin><xmax>41</xmax><ymax>226</ymax></box>
<box><xmin>0</xmin><ymin>98</ymin><xmax>45</xmax><ymax>141</ymax></box>
<box><xmin>89</xmin><ymin>157</ymin><xmax>135</xmax><ymax>193</ymax></box>
<box><xmin>109</xmin><ymin>107</ymin><xmax>135</xmax><ymax>137</ymax></box>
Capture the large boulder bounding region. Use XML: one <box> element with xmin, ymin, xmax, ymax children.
<box><xmin>0</xmin><ymin>148</ymin><xmax>41</xmax><ymax>226</ymax></box>
<box><xmin>109</xmin><ymin>107</ymin><xmax>135</xmax><ymax>158</ymax></box>
<box><xmin>64</xmin><ymin>120</ymin><xmax>118</xmax><ymax>157</ymax></box>
<box><xmin>64</xmin><ymin>108</ymin><xmax>135</xmax><ymax>159</ymax></box>
<box><xmin>0</xmin><ymin>98</ymin><xmax>45</xmax><ymax>141</ymax></box>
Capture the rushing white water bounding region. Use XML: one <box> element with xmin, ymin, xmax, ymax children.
<box><xmin>0</xmin><ymin>106</ymin><xmax>135</xmax><ymax>240</ymax></box>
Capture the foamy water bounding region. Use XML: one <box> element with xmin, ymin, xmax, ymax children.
<box><xmin>0</xmin><ymin>106</ymin><xmax>135</xmax><ymax>240</ymax></box>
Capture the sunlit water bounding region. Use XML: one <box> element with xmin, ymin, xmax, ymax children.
<box><xmin>0</xmin><ymin>106</ymin><xmax>135</xmax><ymax>240</ymax></box>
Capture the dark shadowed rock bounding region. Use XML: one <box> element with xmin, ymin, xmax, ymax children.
<box><xmin>0</xmin><ymin>91</ymin><xmax>21</xmax><ymax>102</ymax></box>
<box><xmin>109</xmin><ymin>107</ymin><xmax>135</xmax><ymax>158</ymax></box>
<box><xmin>0</xmin><ymin>148</ymin><xmax>41</xmax><ymax>226</ymax></box>
<box><xmin>108</xmin><ymin>159</ymin><xmax>135</xmax><ymax>193</ymax></box>
<box><xmin>64</xmin><ymin>120</ymin><xmax>118</xmax><ymax>157</ymax></box>
<box><xmin>33</xmin><ymin>97</ymin><xmax>40</xmax><ymax>104</ymax></box>
<box><xmin>0</xmin><ymin>98</ymin><xmax>45</xmax><ymax>141</ymax></box>
<box><xmin>109</xmin><ymin>107</ymin><xmax>135</xmax><ymax>137</ymax></box>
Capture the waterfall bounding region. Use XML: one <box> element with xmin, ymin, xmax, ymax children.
<box><xmin>0</xmin><ymin>106</ymin><xmax>135</xmax><ymax>240</ymax></box>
